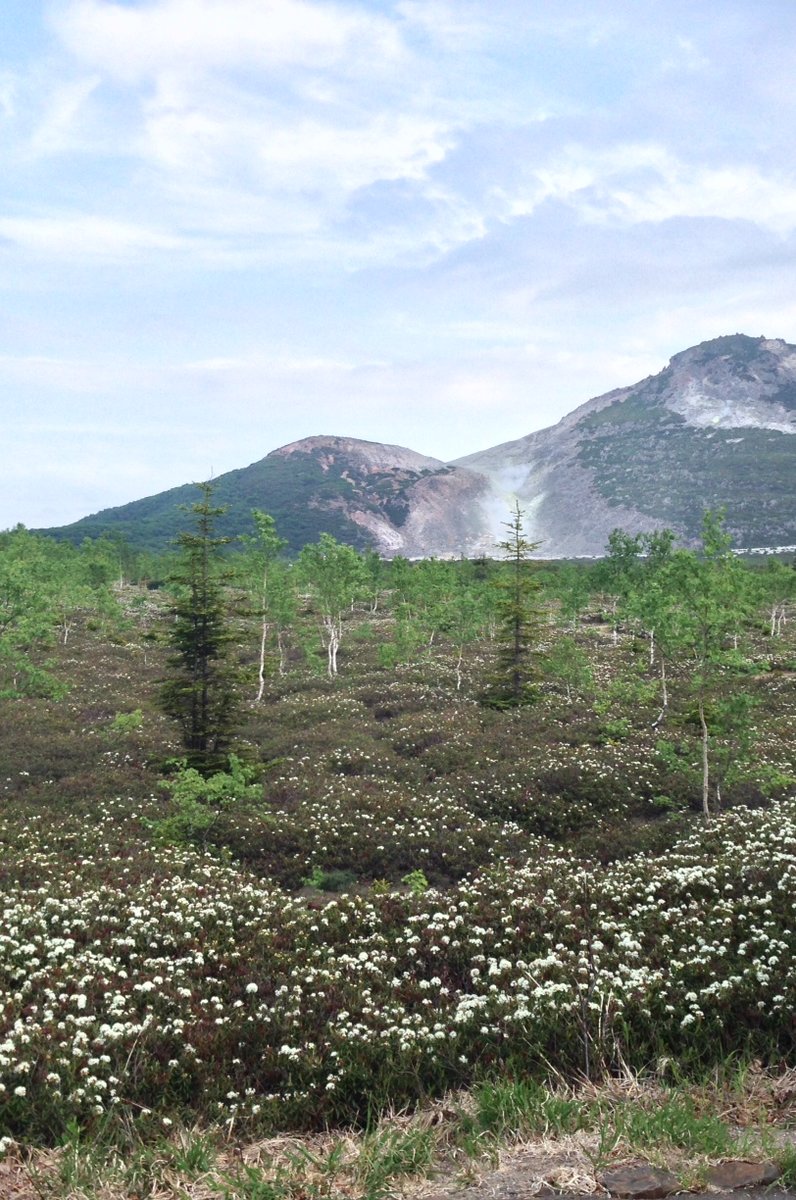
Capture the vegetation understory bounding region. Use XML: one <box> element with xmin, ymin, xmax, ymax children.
<box><xmin>6</xmin><ymin>1066</ymin><xmax>796</xmax><ymax>1200</ymax></box>
<box><xmin>1</xmin><ymin>534</ymin><xmax>795</xmax><ymax>1197</ymax></box>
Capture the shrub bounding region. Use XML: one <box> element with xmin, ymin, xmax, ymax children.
<box><xmin>302</xmin><ymin>866</ymin><xmax>358</xmax><ymax>892</ymax></box>
<box><xmin>108</xmin><ymin>708</ymin><xmax>144</xmax><ymax>734</ymax></box>
<box><xmin>150</xmin><ymin>755</ymin><xmax>263</xmax><ymax>846</ymax></box>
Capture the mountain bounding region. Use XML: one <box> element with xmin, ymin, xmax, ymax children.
<box><xmin>41</xmin><ymin>334</ymin><xmax>796</xmax><ymax>557</ymax></box>
<box><xmin>43</xmin><ymin>435</ymin><xmax>493</xmax><ymax>557</ymax></box>
<box><xmin>455</xmin><ymin>333</ymin><xmax>796</xmax><ymax>556</ymax></box>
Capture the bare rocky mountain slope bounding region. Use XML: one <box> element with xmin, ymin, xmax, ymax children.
<box><xmin>455</xmin><ymin>333</ymin><xmax>796</xmax><ymax>556</ymax></box>
<box><xmin>40</xmin><ymin>433</ymin><xmax>494</xmax><ymax>557</ymax></box>
<box><xmin>41</xmin><ymin>334</ymin><xmax>796</xmax><ymax>557</ymax></box>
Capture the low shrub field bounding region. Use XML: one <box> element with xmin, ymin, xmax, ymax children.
<box><xmin>3</xmin><ymin>800</ymin><xmax>796</xmax><ymax>1149</ymax></box>
<box><xmin>0</xmin><ymin>568</ymin><xmax>795</xmax><ymax>1158</ymax></box>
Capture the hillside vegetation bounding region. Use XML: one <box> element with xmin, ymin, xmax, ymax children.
<box><xmin>1</xmin><ymin>513</ymin><xmax>795</xmax><ymax>1195</ymax></box>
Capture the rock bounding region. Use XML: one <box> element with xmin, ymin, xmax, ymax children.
<box><xmin>599</xmin><ymin>1164</ymin><xmax>680</xmax><ymax>1198</ymax></box>
<box><xmin>706</xmin><ymin>1161</ymin><xmax>781</xmax><ymax>1190</ymax></box>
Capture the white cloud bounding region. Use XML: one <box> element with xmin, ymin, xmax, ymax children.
<box><xmin>2</xmin><ymin>0</ymin><xmax>796</xmax><ymax>531</ymax></box>
<box><xmin>28</xmin><ymin>74</ymin><xmax>101</xmax><ymax>155</ymax></box>
<box><xmin>0</xmin><ymin>214</ymin><xmax>186</xmax><ymax>259</ymax></box>
<box><xmin>396</xmin><ymin>0</ymin><xmax>491</xmax><ymax>50</ymax></box>
<box><xmin>0</xmin><ymin>74</ymin><xmax>17</xmax><ymax>120</ymax></box>
<box><xmin>37</xmin><ymin>0</ymin><xmax>463</xmax><ymax>266</ymax></box>
<box><xmin>41</xmin><ymin>0</ymin><xmax>791</xmax><ymax>279</ymax></box>
<box><xmin>397</xmin><ymin>1</ymin><xmax>623</xmax><ymax>50</ymax></box>
<box><xmin>141</xmin><ymin>92</ymin><xmax>453</xmax><ymax>194</ymax></box>
<box><xmin>256</xmin><ymin>113</ymin><xmax>451</xmax><ymax>191</ymax></box>
<box><xmin>502</xmin><ymin>143</ymin><xmax>796</xmax><ymax>237</ymax></box>
<box><xmin>52</xmin><ymin>0</ymin><xmax>404</xmax><ymax>81</ymax></box>
<box><xmin>598</xmin><ymin>162</ymin><xmax>796</xmax><ymax>235</ymax></box>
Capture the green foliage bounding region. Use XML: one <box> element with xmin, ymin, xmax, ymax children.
<box><xmin>0</xmin><ymin>526</ymin><xmax>121</xmax><ymax>697</ymax></box>
<box><xmin>2</xmin><ymin>505</ymin><xmax>796</xmax><ymax>1160</ymax></box>
<box><xmin>151</xmin><ymin>755</ymin><xmax>262</xmax><ymax>845</ymax></box>
<box><xmin>612</xmin><ymin>511</ymin><xmax>759</xmax><ymax>815</ymax></box>
<box><xmin>481</xmin><ymin>503</ymin><xmax>543</xmax><ymax>708</ymax></box>
<box><xmin>749</xmin><ymin>762</ymin><xmax>796</xmax><ymax>798</ymax></box>
<box><xmin>163</xmin><ymin>754</ymin><xmax>261</xmax><ymax>808</ymax></box>
<box><xmin>357</xmin><ymin>1127</ymin><xmax>435</xmax><ymax>1195</ymax></box>
<box><xmin>378</xmin><ymin>612</ymin><xmax>425</xmax><ymax>669</ymax></box>
<box><xmin>598</xmin><ymin>674</ymin><xmax>659</xmax><ymax>711</ymax></box>
<box><xmin>601</xmin><ymin>716</ymin><xmax>631</xmax><ymax>741</ymax></box>
<box><xmin>236</xmin><ymin>510</ymin><xmax>296</xmax><ymax>691</ymax></box>
<box><xmin>159</xmin><ymin>482</ymin><xmax>240</xmax><ymax>773</ymax></box>
<box><xmin>650</xmin><ymin>793</ymin><xmax>682</xmax><ymax>812</ymax></box>
<box><xmin>776</xmin><ymin>1144</ymin><xmax>796</xmax><ymax>1190</ymax></box>
<box><xmin>383</xmin><ymin>558</ymin><xmax>493</xmax><ymax>685</ymax></box>
<box><xmin>299</xmin><ymin>533</ymin><xmax>365</xmax><ymax>613</ymax></box>
<box><xmin>542</xmin><ymin>634</ymin><xmax>593</xmax><ymax>702</ymax></box>
<box><xmin>108</xmin><ymin>708</ymin><xmax>144</xmax><ymax>734</ymax></box>
<box><xmin>470</xmin><ymin>1079</ymin><xmax>585</xmax><ymax>1140</ymax></box>
<box><xmin>298</xmin><ymin>533</ymin><xmax>366</xmax><ymax>677</ymax></box>
<box><xmin>302</xmin><ymin>866</ymin><xmax>358</xmax><ymax>891</ymax></box>
<box><xmin>401</xmin><ymin>869</ymin><xmax>430</xmax><ymax>895</ymax></box>
<box><xmin>599</xmin><ymin>1094</ymin><xmax>735</xmax><ymax>1157</ymax></box>
<box><xmin>548</xmin><ymin>561</ymin><xmax>593</xmax><ymax>628</ymax></box>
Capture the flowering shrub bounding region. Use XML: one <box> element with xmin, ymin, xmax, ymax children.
<box><xmin>0</xmin><ymin>580</ymin><xmax>794</xmax><ymax>1149</ymax></box>
<box><xmin>2</xmin><ymin>799</ymin><xmax>796</xmax><ymax>1144</ymax></box>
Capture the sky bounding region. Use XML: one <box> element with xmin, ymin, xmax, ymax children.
<box><xmin>3</xmin><ymin>0</ymin><xmax>796</xmax><ymax>530</ymax></box>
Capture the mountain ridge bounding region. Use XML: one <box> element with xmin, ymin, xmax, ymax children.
<box><xmin>38</xmin><ymin>334</ymin><xmax>796</xmax><ymax>557</ymax></box>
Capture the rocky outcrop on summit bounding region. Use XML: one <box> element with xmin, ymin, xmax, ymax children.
<box><xmin>273</xmin><ymin>436</ymin><xmax>445</xmax><ymax>475</ymax></box>
<box><xmin>663</xmin><ymin>336</ymin><xmax>796</xmax><ymax>432</ymax></box>
<box><xmin>265</xmin><ymin>436</ymin><xmax>493</xmax><ymax>557</ymax></box>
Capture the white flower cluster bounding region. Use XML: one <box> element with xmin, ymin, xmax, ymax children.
<box><xmin>2</xmin><ymin>797</ymin><xmax>796</xmax><ymax>1137</ymax></box>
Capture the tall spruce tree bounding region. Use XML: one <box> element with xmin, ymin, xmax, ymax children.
<box><xmin>160</xmin><ymin>482</ymin><xmax>238</xmax><ymax>773</ymax></box>
<box><xmin>482</xmin><ymin>501</ymin><xmax>543</xmax><ymax>707</ymax></box>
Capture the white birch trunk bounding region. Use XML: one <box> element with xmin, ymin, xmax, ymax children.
<box><xmin>255</xmin><ymin>619</ymin><xmax>269</xmax><ymax>702</ymax></box>
<box><xmin>699</xmin><ymin>696</ymin><xmax>710</xmax><ymax>821</ymax></box>
<box><xmin>322</xmin><ymin>614</ymin><xmax>341</xmax><ymax>677</ymax></box>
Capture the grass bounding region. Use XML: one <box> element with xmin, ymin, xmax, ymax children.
<box><xmin>777</xmin><ymin>1144</ymin><xmax>796</xmax><ymax>1190</ymax></box>
<box><xmin>7</xmin><ymin>1071</ymin><xmax>795</xmax><ymax>1199</ymax></box>
<box><xmin>466</xmin><ymin>1079</ymin><xmax>586</xmax><ymax>1141</ymax></box>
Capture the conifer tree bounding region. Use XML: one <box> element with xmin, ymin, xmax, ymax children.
<box><xmin>160</xmin><ymin>482</ymin><xmax>238</xmax><ymax>773</ymax></box>
<box><xmin>482</xmin><ymin>501</ymin><xmax>543</xmax><ymax>707</ymax></box>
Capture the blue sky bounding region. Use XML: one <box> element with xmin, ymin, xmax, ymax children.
<box><xmin>3</xmin><ymin>0</ymin><xmax>796</xmax><ymax>529</ymax></box>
